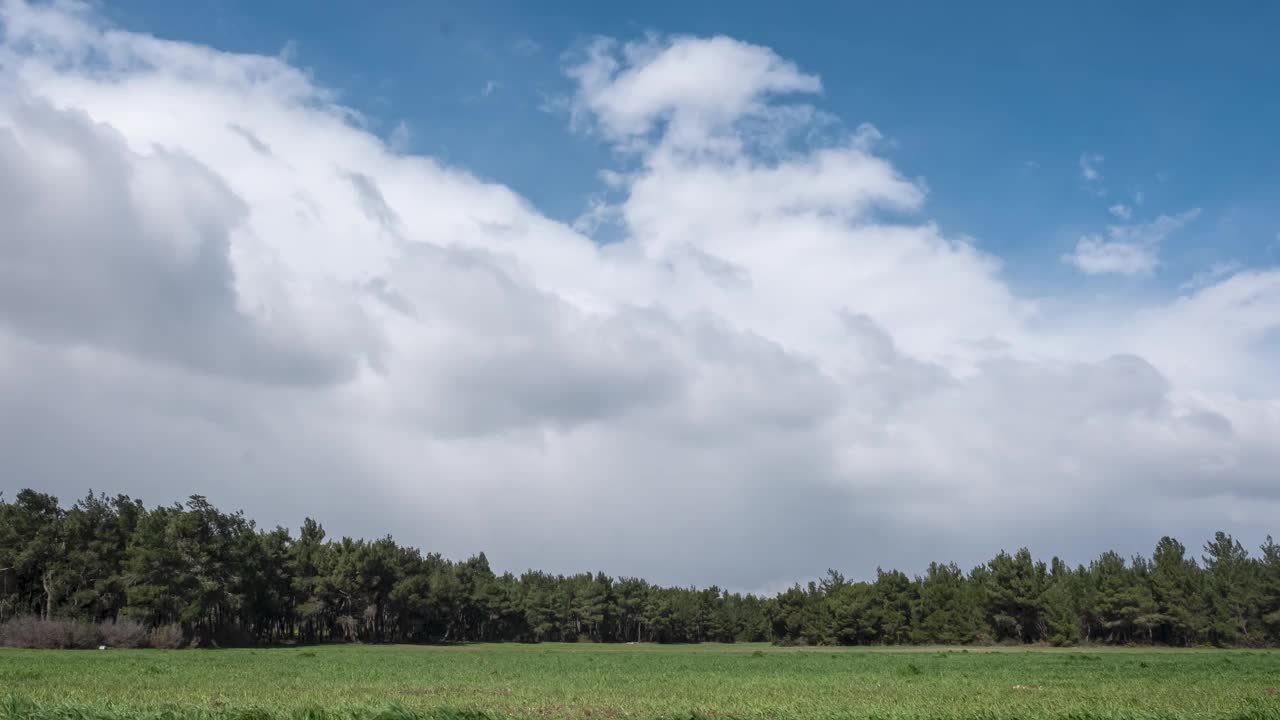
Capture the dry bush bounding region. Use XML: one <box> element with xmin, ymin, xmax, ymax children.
<box><xmin>147</xmin><ymin>623</ymin><xmax>185</xmax><ymax>649</ymax></box>
<box><xmin>1</xmin><ymin>617</ymin><xmax>185</xmax><ymax>650</ymax></box>
<box><xmin>0</xmin><ymin>617</ymin><xmax>102</xmax><ymax>649</ymax></box>
<box><xmin>63</xmin><ymin>620</ymin><xmax>102</xmax><ymax>649</ymax></box>
<box><xmin>100</xmin><ymin>618</ymin><xmax>149</xmax><ymax>649</ymax></box>
<box><xmin>0</xmin><ymin>616</ymin><xmax>59</xmax><ymax>648</ymax></box>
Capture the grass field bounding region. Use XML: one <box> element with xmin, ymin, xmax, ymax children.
<box><xmin>2</xmin><ymin>643</ymin><xmax>1280</xmax><ymax>720</ymax></box>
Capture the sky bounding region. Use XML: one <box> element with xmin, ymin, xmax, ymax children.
<box><xmin>1</xmin><ymin>0</ymin><xmax>1278</xmax><ymax>593</ymax></box>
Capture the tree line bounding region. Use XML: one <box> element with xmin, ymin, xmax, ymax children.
<box><xmin>2</xmin><ymin>489</ymin><xmax>1278</xmax><ymax>647</ymax></box>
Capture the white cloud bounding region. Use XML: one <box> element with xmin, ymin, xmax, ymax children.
<box><xmin>1109</xmin><ymin>203</ymin><xmax>1132</xmax><ymax>220</ymax></box>
<box><xmin>1064</xmin><ymin>236</ymin><xmax>1159</xmax><ymax>276</ymax></box>
<box><xmin>567</xmin><ymin>35</ymin><xmax>822</xmax><ymax>151</ymax></box>
<box><xmin>1063</xmin><ymin>210</ymin><xmax>1201</xmax><ymax>276</ymax></box>
<box><xmin>2</xmin><ymin>3</ymin><xmax>1279</xmax><ymax>588</ymax></box>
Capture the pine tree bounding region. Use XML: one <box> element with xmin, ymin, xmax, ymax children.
<box><xmin>1042</xmin><ymin>558</ymin><xmax>1081</xmax><ymax>646</ymax></box>
<box><xmin>984</xmin><ymin>548</ymin><xmax>1046</xmax><ymax>642</ymax></box>
<box><xmin>1256</xmin><ymin>536</ymin><xmax>1280</xmax><ymax>643</ymax></box>
<box><xmin>1202</xmin><ymin>532</ymin><xmax>1260</xmax><ymax>646</ymax></box>
<box><xmin>913</xmin><ymin>562</ymin><xmax>980</xmax><ymax>644</ymax></box>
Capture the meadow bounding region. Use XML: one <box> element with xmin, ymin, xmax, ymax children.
<box><xmin>2</xmin><ymin>643</ymin><xmax>1280</xmax><ymax>720</ymax></box>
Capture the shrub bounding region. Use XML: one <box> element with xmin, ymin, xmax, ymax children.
<box><xmin>101</xmin><ymin>618</ymin><xmax>149</xmax><ymax>649</ymax></box>
<box><xmin>0</xmin><ymin>617</ymin><xmax>59</xmax><ymax>648</ymax></box>
<box><xmin>148</xmin><ymin>623</ymin><xmax>185</xmax><ymax>650</ymax></box>
<box><xmin>63</xmin><ymin>620</ymin><xmax>102</xmax><ymax>649</ymax></box>
<box><xmin>0</xmin><ymin>617</ymin><xmax>193</xmax><ymax>649</ymax></box>
<box><xmin>0</xmin><ymin>617</ymin><xmax>102</xmax><ymax>649</ymax></box>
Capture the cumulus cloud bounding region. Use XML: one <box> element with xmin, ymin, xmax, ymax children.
<box><xmin>1063</xmin><ymin>237</ymin><xmax>1159</xmax><ymax>276</ymax></box>
<box><xmin>2</xmin><ymin>2</ymin><xmax>1279</xmax><ymax>589</ymax></box>
<box><xmin>568</xmin><ymin>35</ymin><xmax>822</xmax><ymax>151</ymax></box>
<box><xmin>1064</xmin><ymin>209</ymin><xmax>1201</xmax><ymax>276</ymax></box>
<box><xmin>1109</xmin><ymin>204</ymin><xmax>1132</xmax><ymax>220</ymax></box>
<box><xmin>0</xmin><ymin>95</ymin><xmax>365</xmax><ymax>383</ymax></box>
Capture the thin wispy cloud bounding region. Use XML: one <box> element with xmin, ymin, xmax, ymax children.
<box><xmin>1181</xmin><ymin>261</ymin><xmax>1243</xmax><ymax>291</ymax></box>
<box><xmin>512</xmin><ymin>37</ymin><xmax>541</xmax><ymax>56</ymax></box>
<box><xmin>388</xmin><ymin>121</ymin><xmax>412</xmax><ymax>152</ymax></box>
<box><xmin>1079</xmin><ymin>152</ymin><xmax>1104</xmax><ymax>182</ymax></box>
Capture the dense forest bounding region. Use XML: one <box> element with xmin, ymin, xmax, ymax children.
<box><xmin>2</xmin><ymin>489</ymin><xmax>1279</xmax><ymax>648</ymax></box>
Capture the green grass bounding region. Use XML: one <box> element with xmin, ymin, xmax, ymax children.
<box><xmin>2</xmin><ymin>643</ymin><xmax>1280</xmax><ymax>720</ymax></box>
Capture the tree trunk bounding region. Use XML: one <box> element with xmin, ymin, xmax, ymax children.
<box><xmin>42</xmin><ymin>571</ymin><xmax>54</xmax><ymax>621</ymax></box>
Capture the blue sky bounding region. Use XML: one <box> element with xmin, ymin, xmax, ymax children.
<box><xmin>105</xmin><ymin>1</ymin><xmax>1280</xmax><ymax>295</ymax></box>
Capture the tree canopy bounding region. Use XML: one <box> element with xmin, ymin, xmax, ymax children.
<box><xmin>2</xmin><ymin>489</ymin><xmax>1278</xmax><ymax>647</ymax></box>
